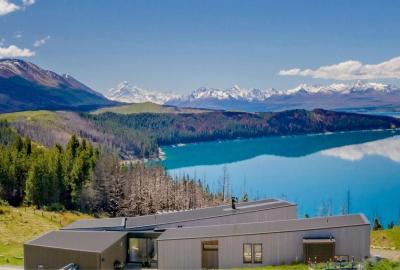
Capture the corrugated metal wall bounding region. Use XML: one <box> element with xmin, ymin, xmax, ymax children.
<box><xmin>157</xmin><ymin>225</ymin><xmax>370</xmax><ymax>269</ymax></box>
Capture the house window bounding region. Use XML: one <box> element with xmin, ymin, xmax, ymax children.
<box><xmin>243</xmin><ymin>244</ymin><xmax>252</xmax><ymax>263</ymax></box>
<box><xmin>253</xmin><ymin>244</ymin><xmax>262</xmax><ymax>263</ymax></box>
<box><xmin>202</xmin><ymin>241</ymin><xmax>218</xmax><ymax>251</ymax></box>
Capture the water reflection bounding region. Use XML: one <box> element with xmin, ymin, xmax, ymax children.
<box><xmin>162</xmin><ymin>130</ymin><xmax>400</xmax><ymax>169</ymax></box>
<box><xmin>321</xmin><ymin>136</ymin><xmax>400</xmax><ymax>163</ymax></box>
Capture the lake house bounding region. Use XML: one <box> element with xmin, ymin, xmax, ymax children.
<box><xmin>24</xmin><ymin>199</ymin><xmax>370</xmax><ymax>269</ymax></box>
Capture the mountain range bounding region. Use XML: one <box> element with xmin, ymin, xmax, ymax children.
<box><xmin>107</xmin><ymin>81</ymin><xmax>400</xmax><ymax>112</ymax></box>
<box><xmin>1</xmin><ymin>59</ymin><xmax>400</xmax><ymax>114</ymax></box>
<box><xmin>0</xmin><ymin>59</ymin><xmax>116</xmax><ymax>113</ymax></box>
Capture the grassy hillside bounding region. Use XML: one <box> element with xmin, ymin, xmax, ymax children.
<box><xmin>371</xmin><ymin>226</ymin><xmax>400</xmax><ymax>250</ymax></box>
<box><xmin>91</xmin><ymin>101</ymin><xmax>211</xmax><ymax>114</ymax></box>
<box><xmin>0</xmin><ymin>110</ymin><xmax>59</xmax><ymax>124</ymax></box>
<box><xmin>0</xmin><ymin>204</ymin><xmax>91</xmax><ymax>266</ymax></box>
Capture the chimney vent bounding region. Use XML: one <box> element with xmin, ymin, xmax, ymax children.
<box><xmin>231</xmin><ymin>197</ymin><xmax>238</xmax><ymax>209</ymax></box>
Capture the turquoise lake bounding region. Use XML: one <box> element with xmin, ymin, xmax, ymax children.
<box><xmin>162</xmin><ymin>130</ymin><xmax>400</xmax><ymax>226</ymax></box>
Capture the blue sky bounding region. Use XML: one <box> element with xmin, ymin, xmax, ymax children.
<box><xmin>1</xmin><ymin>0</ymin><xmax>400</xmax><ymax>94</ymax></box>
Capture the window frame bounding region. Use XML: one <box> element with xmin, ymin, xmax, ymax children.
<box><xmin>243</xmin><ymin>243</ymin><xmax>253</xmax><ymax>264</ymax></box>
<box><xmin>202</xmin><ymin>240</ymin><xmax>219</xmax><ymax>251</ymax></box>
<box><xmin>253</xmin><ymin>243</ymin><xmax>263</xmax><ymax>264</ymax></box>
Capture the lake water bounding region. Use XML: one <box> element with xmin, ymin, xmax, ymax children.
<box><xmin>162</xmin><ymin>130</ymin><xmax>400</xmax><ymax>226</ymax></box>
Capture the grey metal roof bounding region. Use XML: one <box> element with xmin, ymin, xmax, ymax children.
<box><xmin>157</xmin><ymin>214</ymin><xmax>370</xmax><ymax>241</ymax></box>
<box><xmin>62</xmin><ymin>199</ymin><xmax>294</xmax><ymax>231</ymax></box>
<box><xmin>62</xmin><ymin>217</ymin><xmax>125</xmax><ymax>230</ymax></box>
<box><xmin>25</xmin><ymin>231</ymin><xmax>127</xmax><ymax>253</ymax></box>
<box><xmin>126</xmin><ymin>199</ymin><xmax>295</xmax><ymax>229</ymax></box>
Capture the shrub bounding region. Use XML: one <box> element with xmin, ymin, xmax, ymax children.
<box><xmin>0</xmin><ymin>199</ymin><xmax>9</xmax><ymax>207</ymax></box>
<box><xmin>44</xmin><ymin>203</ymin><xmax>65</xmax><ymax>212</ymax></box>
<box><xmin>366</xmin><ymin>259</ymin><xmax>400</xmax><ymax>270</ymax></box>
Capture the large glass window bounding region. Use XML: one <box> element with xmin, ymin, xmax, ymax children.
<box><xmin>253</xmin><ymin>244</ymin><xmax>262</xmax><ymax>263</ymax></box>
<box><xmin>243</xmin><ymin>244</ymin><xmax>252</xmax><ymax>263</ymax></box>
<box><xmin>128</xmin><ymin>238</ymin><xmax>156</xmax><ymax>263</ymax></box>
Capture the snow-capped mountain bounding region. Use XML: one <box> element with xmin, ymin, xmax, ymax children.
<box><xmin>285</xmin><ymin>81</ymin><xmax>396</xmax><ymax>95</ymax></box>
<box><xmin>108</xmin><ymin>81</ymin><xmax>400</xmax><ymax>112</ymax></box>
<box><xmin>0</xmin><ymin>59</ymin><xmax>99</xmax><ymax>95</ymax></box>
<box><xmin>0</xmin><ymin>59</ymin><xmax>116</xmax><ymax>113</ymax></box>
<box><xmin>106</xmin><ymin>81</ymin><xmax>179</xmax><ymax>104</ymax></box>
<box><xmin>185</xmin><ymin>85</ymin><xmax>284</xmax><ymax>102</ymax></box>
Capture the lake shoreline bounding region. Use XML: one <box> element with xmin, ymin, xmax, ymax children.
<box><xmin>162</xmin><ymin>129</ymin><xmax>400</xmax><ymax>226</ymax></box>
<box><xmin>160</xmin><ymin>127</ymin><xmax>400</xmax><ymax>160</ymax></box>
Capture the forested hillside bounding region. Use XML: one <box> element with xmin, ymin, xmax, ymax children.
<box><xmin>0</xmin><ymin>120</ymin><xmax>97</xmax><ymax>208</ymax></box>
<box><xmin>83</xmin><ymin>109</ymin><xmax>400</xmax><ymax>156</ymax></box>
<box><xmin>0</xmin><ymin>121</ymin><xmax>221</xmax><ymax>215</ymax></box>
<box><xmin>0</xmin><ymin>110</ymin><xmax>155</xmax><ymax>159</ymax></box>
<box><xmin>3</xmin><ymin>109</ymin><xmax>400</xmax><ymax>160</ymax></box>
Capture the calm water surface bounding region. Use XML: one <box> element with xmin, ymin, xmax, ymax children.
<box><xmin>162</xmin><ymin>130</ymin><xmax>400</xmax><ymax>226</ymax></box>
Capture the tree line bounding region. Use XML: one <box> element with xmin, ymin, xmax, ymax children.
<box><xmin>82</xmin><ymin>109</ymin><xmax>400</xmax><ymax>158</ymax></box>
<box><xmin>0</xmin><ymin>120</ymin><xmax>97</xmax><ymax>209</ymax></box>
<box><xmin>82</xmin><ymin>155</ymin><xmax>222</xmax><ymax>216</ymax></box>
<box><xmin>0</xmin><ymin>120</ymin><xmax>222</xmax><ymax>215</ymax></box>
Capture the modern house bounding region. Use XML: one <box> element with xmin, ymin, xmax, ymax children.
<box><xmin>24</xmin><ymin>199</ymin><xmax>370</xmax><ymax>269</ymax></box>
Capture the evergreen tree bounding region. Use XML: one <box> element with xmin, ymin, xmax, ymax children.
<box><xmin>388</xmin><ymin>221</ymin><xmax>395</xmax><ymax>230</ymax></box>
<box><xmin>373</xmin><ymin>217</ymin><xmax>383</xmax><ymax>231</ymax></box>
<box><xmin>25</xmin><ymin>154</ymin><xmax>49</xmax><ymax>207</ymax></box>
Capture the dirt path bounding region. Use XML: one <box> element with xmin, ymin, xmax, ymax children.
<box><xmin>371</xmin><ymin>248</ymin><xmax>400</xmax><ymax>261</ymax></box>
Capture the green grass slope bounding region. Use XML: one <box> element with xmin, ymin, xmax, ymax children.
<box><xmin>372</xmin><ymin>227</ymin><xmax>400</xmax><ymax>250</ymax></box>
<box><xmin>0</xmin><ymin>110</ymin><xmax>59</xmax><ymax>124</ymax></box>
<box><xmin>0</xmin><ymin>204</ymin><xmax>92</xmax><ymax>266</ymax></box>
<box><xmin>91</xmin><ymin>101</ymin><xmax>211</xmax><ymax>114</ymax></box>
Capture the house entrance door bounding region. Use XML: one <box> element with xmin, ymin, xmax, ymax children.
<box><xmin>201</xmin><ymin>240</ymin><xmax>218</xmax><ymax>269</ymax></box>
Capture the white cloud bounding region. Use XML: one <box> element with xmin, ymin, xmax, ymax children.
<box><xmin>0</xmin><ymin>0</ymin><xmax>20</xmax><ymax>16</ymax></box>
<box><xmin>0</xmin><ymin>45</ymin><xmax>35</xmax><ymax>58</ymax></box>
<box><xmin>15</xmin><ymin>33</ymin><xmax>22</xmax><ymax>38</ymax></box>
<box><xmin>279</xmin><ymin>56</ymin><xmax>400</xmax><ymax>80</ymax></box>
<box><xmin>33</xmin><ymin>35</ymin><xmax>50</xmax><ymax>47</ymax></box>
<box><xmin>0</xmin><ymin>0</ymin><xmax>35</xmax><ymax>16</ymax></box>
<box><xmin>22</xmin><ymin>0</ymin><xmax>35</xmax><ymax>6</ymax></box>
<box><xmin>0</xmin><ymin>38</ymin><xmax>5</xmax><ymax>46</ymax></box>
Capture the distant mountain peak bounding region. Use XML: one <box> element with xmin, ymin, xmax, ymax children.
<box><xmin>0</xmin><ymin>58</ymin><xmax>97</xmax><ymax>93</ymax></box>
<box><xmin>286</xmin><ymin>81</ymin><xmax>395</xmax><ymax>95</ymax></box>
<box><xmin>105</xmin><ymin>80</ymin><xmax>400</xmax><ymax>112</ymax></box>
<box><xmin>0</xmin><ymin>59</ymin><xmax>114</xmax><ymax>113</ymax></box>
<box><xmin>106</xmin><ymin>81</ymin><xmax>178</xmax><ymax>104</ymax></box>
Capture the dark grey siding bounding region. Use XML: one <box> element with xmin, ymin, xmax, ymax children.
<box><xmin>24</xmin><ymin>231</ymin><xmax>128</xmax><ymax>270</ymax></box>
<box><xmin>100</xmin><ymin>235</ymin><xmax>128</xmax><ymax>270</ymax></box>
<box><xmin>24</xmin><ymin>245</ymin><xmax>100</xmax><ymax>270</ymax></box>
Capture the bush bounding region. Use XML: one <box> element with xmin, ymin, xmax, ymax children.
<box><xmin>373</xmin><ymin>217</ymin><xmax>384</xmax><ymax>231</ymax></box>
<box><xmin>366</xmin><ymin>259</ymin><xmax>400</xmax><ymax>270</ymax></box>
<box><xmin>0</xmin><ymin>199</ymin><xmax>9</xmax><ymax>207</ymax></box>
<box><xmin>44</xmin><ymin>203</ymin><xmax>65</xmax><ymax>212</ymax></box>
